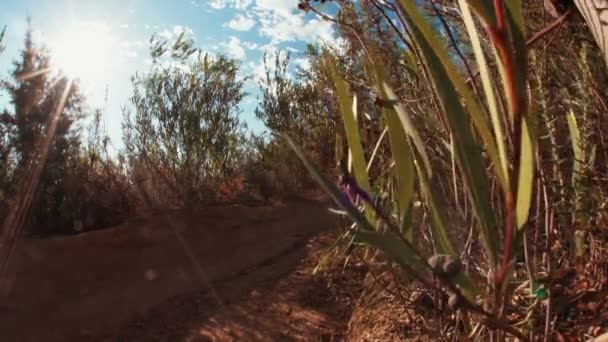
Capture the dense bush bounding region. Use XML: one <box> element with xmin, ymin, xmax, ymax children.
<box><xmin>0</xmin><ymin>24</ymin><xmax>134</xmax><ymax>235</ymax></box>
<box><xmin>122</xmin><ymin>36</ymin><xmax>250</xmax><ymax>207</ymax></box>
<box><xmin>249</xmin><ymin>50</ymin><xmax>341</xmax><ymax>197</ymax></box>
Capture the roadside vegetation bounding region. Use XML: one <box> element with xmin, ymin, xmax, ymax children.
<box><xmin>288</xmin><ymin>0</ymin><xmax>608</xmax><ymax>340</ymax></box>
<box><xmin>2</xmin><ymin>0</ymin><xmax>608</xmax><ymax>339</ymax></box>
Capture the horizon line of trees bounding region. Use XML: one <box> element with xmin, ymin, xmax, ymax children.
<box><xmin>0</xmin><ymin>20</ymin><xmax>340</xmax><ymax>235</ymax></box>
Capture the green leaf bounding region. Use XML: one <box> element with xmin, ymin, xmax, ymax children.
<box><xmin>516</xmin><ymin>118</ymin><xmax>535</xmax><ymax>229</ymax></box>
<box><xmin>458</xmin><ymin>0</ymin><xmax>509</xmax><ymax>189</ymax></box>
<box><xmin>504</xmin><ymin>0</ymin><xmax>525</xmax><ymax>34</ymax></box>
<box><xmin>326</xmin><ymin>57</ymin><xmax>370</xmax><ymax>194</ymax></box>
<box><xmin>383</xmin><ymin>83</ymin><xmax>432</xmax><ymax>177</ymax></box>
<box><xmin>567</xmin><ymin>110</ymin><xmax>588</xmax><ymax>259</ymax></box>
<box><xmin>567</xmin><ymin>110</ymin><xmax>583</xmax><ymax>185</ymax></box>
<box><xmin>283</xmin><ymin>134</ymin><xmax>374</xmax><ymax>232</ymax></box>
<box><xmin>397</xmin><ymin>0</ymin><xmax>507</xmax><ymax>193</ymax></box>
<box><xmin>397</xmin><ymin>0</ymin><xmax>500</xmax><ymax>265</ymax></box>
<box><xmin>370</xmin><ymin>58</ymin><xmax>415</xmax><ymax>239</ymax></box>
<box><xmin>464</xmin><ymin>0</ymin><xmax>496</xmax><ymax>27</ymax></box>
<box><xmin>534</xmin><ymin>286</ymin><xmax>548</xmax><ymax>300</ymax></box>
<box><xmin>326</xmin><ymin>56</ymin><xmax>375</xmax><ymax>221</ymax></box>
<box><xmin>574</xmin><ymin>230</ymin><xmax>586</xmax><ymax>258</ymax></box>
<box><xmin>413</xmin><ymin>148</ymin><xmax>456</xmax><ymax>256</ymax></box>
<box><xmin>504</xmin><ymin>4</ymin><xmax>528</xmax><ymax>123</ymax></box>
<box><xmin>367</xmin><ymin>127</ymin><xmax>388</xmax><ymax>172</ymax></box>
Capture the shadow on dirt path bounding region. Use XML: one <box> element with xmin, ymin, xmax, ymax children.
<box><xmin>0</xmin><ymin>198</ymin><xmax>340</xmax><ymax>341</ymax></box>
<box><xmin>116</xmin><ymin>232</ymin><xmax>365</xmax><ymax>342</ymax></box>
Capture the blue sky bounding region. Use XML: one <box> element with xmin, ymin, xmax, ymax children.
<box><xmin>0</xmin><ymin>0</ymin><xmax>341</xmax><ymax>148</ymax></box>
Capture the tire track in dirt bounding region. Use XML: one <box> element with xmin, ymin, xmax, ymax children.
<box><xmin>114</xmin><ymin>231</ymin><xmax>366</xmax><ymax>342</ymax></box>
<box><xmin>0</xmin><ymin>198</ymin><xmax>338</xmax><ymax>341</ymax></box>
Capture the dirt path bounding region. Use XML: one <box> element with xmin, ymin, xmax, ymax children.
<box><xmin>0</xmin><ymin>198</ymin><xmax>349</xmax><ymax>341</ymax></box>
<box><xmin>116</xmin><ymin>232</ymin><xmax>365</xmax><ymax>342</ymax></box>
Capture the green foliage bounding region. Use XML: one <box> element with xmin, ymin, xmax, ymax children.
<box><xmin>123</xmin><ymin>40</ymin><xmax>248</xmax><ymax>206</ymax></box>
<box><xmin>284</xmin><ymin>0</ymin><xmax>566</xmax><ymax>338</ymax></box>
<box><xmin>255</xmin><ymin>51</ymin><xmax>334</xmax><ymax>142</ymax></box>
<box><xmin>1</xmin><ymin>26</ymin><xmax>87</xmax><ymax>233</ymax></box>
<box><xmin>325</xmin><ymin>56</ymin><xmax>373</xmax><ymax>220</ymax></box>
<box><xmin>284</xmin><ymin>0</ymin><xmax>608</xmax><ymax>337</ymax></box>
<box><xmin>252</xmin><ymin>50</ymin><xmax>338</xmax><ymax>196</ymax></box>
<box><xmin>0</xmin><ymin>23</ymin><xmax>134</xmax><ymax>234</ymax></box>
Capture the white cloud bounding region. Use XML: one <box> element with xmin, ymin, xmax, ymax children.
<box><xmin>255</xmin><ymin>0</ymin><xmax>295</xmax><ymax>14</ymax></box>
<box><xmin>173</xmin><ymin>25</ymin><xmax>194</xmax><ymax>36</ymax></box>
<box><xmin>226</xmin><ymin>14</ymin><xmax>256</xmax><ymax>31</ymax></box>
<box><xmin>293</xmin><ymin>57</ymin><xmax>310</xmax><ymax>71</ymax></box>
<box><xmin>197</xmin><ymin>0</ymin><xmax>343</xmax><ymax>76</ymax></box>
<box><xmin>246</xmin><ymin>51</ymin><xmax>290</xmax><ymax>83</ymax></box>
<box><xmin>249</xmin><ymin>4</ymin><xmax>340</xmax><ymax>45</ymax></box>
<box><xmin>119</xmin><ymin>38</ymin><xmax>148</xmax><ymax>58</ymax></box>
<box><xmin>220</xmin><ymin>36</ymin><xmax>246</xmax><ymax>59</ymax></box>
<box><xmin>159</xmin><ymin>29</ymin><xmax>173</xmax><ymax>40</ymax></box>
<box><xmin>208</xmin><ymin>0</ymin><xmax>227</xmax><ymax>9</ymax></box>
<box><xmin>202</xmin><ymin>0</ymin><xmax>254</xmax><ymax>10</ymax></box>
<box><xmin>234</xmin><ymin>0</ymin><xmax>254</xmax><ymax>10</ymax></box>
<box><xmin>201</xmin><ymin>0</ymin><xmax>340</xmax><ymax>51</ymax></box>
<box><xmin>157</xmin><ymin>25</ymin><xmax>196</xmax><ymax>41</ymax></box>
<box><xmin>242</xmin><ymin>41</ymin><xmax>259</xmax><ymax>50</ymax></box>
<box><xmin>247</xmin><ymin>60</ymin><xmax>268</xmax><ymax>83</ymax></box>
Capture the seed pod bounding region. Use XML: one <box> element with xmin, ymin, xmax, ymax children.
<box><xmin>410</xmin><ymin>290</ymin><xmax>435</xmax><ymax>313</ymax></box>
<box><xmin>447</xmin><ymin>293</ymin><xmax>460</xmax><ymax>311</ymax></box>
<box><xmin>427</xmin><ymin>255</ymin><xmax>445</xmax><ymax>274</ymax></box>
<box><xmin>442</xmin><ymin>256</ymin><xmax>462</xmax><ymax>277</ymax></box>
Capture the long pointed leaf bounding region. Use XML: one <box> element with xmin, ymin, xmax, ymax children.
<box><xmin>465</xmin><ymin>0</ymin><xmax>496</xmax><ymax>27</ymax></box>
<box><xmin>370</xmin><ymin>57</ymin><xmax>415</xmax><ymax>239</ymax></box>
<box><xmin>397</xmin><ymin>0</ymin><xmax>508</xmax><ymax>193</ymax></box>
<box><xmin>458</xmin><ymin>0</ymin><xmax>510</xmax><ymax>189</ymax></box>
<box><xmin>397</xmin><ymin>0</ymin><xmax>500</xmax><ymax>265</ymax></box>
<box><xmin>567</xmin><ymin>110</ymin><xmax>583</xmax><ymax>185</ymax></box>
<box><xmin>414</xmin><ymin>149</ymin><xmax>457</xmax><ymax>256</ymax></box>
<box><xmin>327</xmin><ymin>61</ymin><xmax>370</xmax><ymax>193</ymax></box>
<box><xmin>515</xmin><ymin>118</ymin><xmax>535</xmax><ymax>229</ymax></box>
<box><xmin>284</xmin><ymin>134</ymin><xmax>374</xmax><ymax>232</ymax></box>
<box><xmin>383</xmin><ymin>83</ymin><xmax>432</xmax><ymax>177</ymax></box>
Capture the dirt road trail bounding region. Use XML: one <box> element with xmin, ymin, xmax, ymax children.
<box><xmin>0</xmin><ymin>198</ymin><xmax>345</xmax><ymax>341</ymax></box>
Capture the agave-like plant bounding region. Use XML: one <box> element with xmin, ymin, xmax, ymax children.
<box><xmin>288</xmin><ymin>0</ymin><xmax>538</xmax><ymax>338</ymax></box>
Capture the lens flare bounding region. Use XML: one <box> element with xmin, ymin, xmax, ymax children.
<box><xmin>48</xmin><ymin>22</ymin><xmax>115</xmax><ymax>85</ymax></box>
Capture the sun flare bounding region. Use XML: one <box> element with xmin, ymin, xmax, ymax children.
<box><xmin>49</xmin><ymin>23</ymin><xmax>115</xmax><ymax>85</ymax></box>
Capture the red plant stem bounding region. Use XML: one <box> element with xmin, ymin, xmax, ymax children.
<box><xmin>494</xmin><ymin>0</ymin><xmax>506</xmax><ymax>30</ymax></box>
<box><xmin>464</xmin><ymin>9</ymin><xmax>572</xmax><ymax>86</ymax></box>
<box><xmin>488</xmin><ymin>1</ymin><xmax>527</xmax><ymax>286</ymax></box>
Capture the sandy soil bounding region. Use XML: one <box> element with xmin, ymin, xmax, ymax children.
<box><xmin>0</xmin><ymin>197</ymin><xmax>346</xmax><ymax>341</ymax></box>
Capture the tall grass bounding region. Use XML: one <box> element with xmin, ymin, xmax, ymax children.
<box><xmin>287</xmin><ymin>0</ymin><xmax>608</xmax><ymax>339</ymax></box>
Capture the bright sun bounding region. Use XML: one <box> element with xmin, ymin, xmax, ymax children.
<box><xmin>49</xmin><ymin>23</ymin><xmax>115</xmax><ymax>85</ymax></box>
